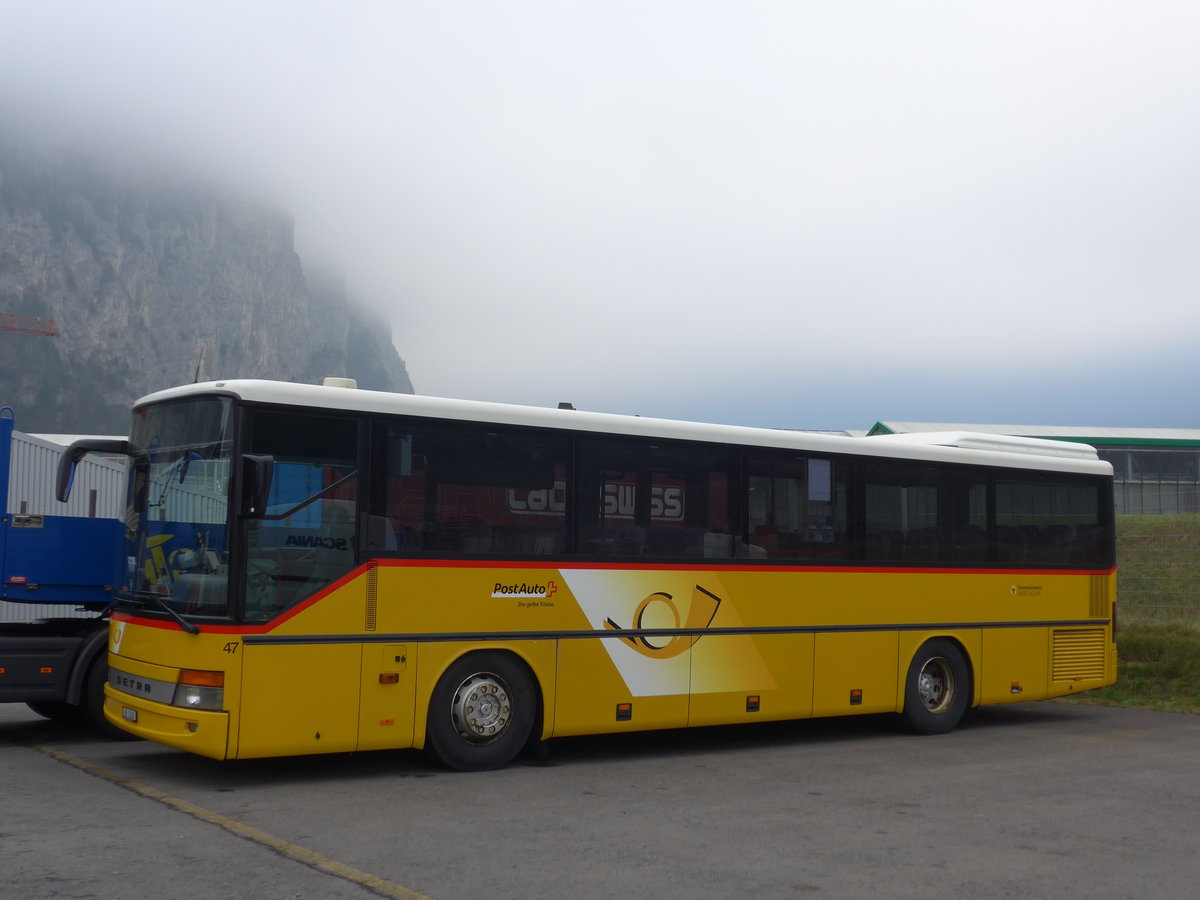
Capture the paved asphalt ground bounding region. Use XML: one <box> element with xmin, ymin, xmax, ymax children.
<box><xmin>2</xmin><ymin>700</ymin><xmax>1198</xmax><ymax>900</ymax></box>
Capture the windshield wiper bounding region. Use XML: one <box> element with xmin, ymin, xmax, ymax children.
<box><xmin>123</xmin><ymin>590</ymin><xmax>200</xmax><ymax>635</ymax></box>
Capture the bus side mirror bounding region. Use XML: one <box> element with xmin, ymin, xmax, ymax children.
<box><xmin>241</xmin><ymin>454</ymin><xmax>275</xmax><ymax>517</ymax></box>
<box><xmin>57</xmin><ymin>439</ymin><xmax>131</xmax><ymax>502</ymax></box>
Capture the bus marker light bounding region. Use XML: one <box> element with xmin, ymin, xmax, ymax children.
<box><xmin>746</xmin><ymin>695</ymin><xmax>761</xmax><ymax>712</ymax></box>
<box><xmin>379</xmin><ymin>673</ymin><xmax>399</xmax><ymax>684</ymax></box>
<box><xmin>0</xmin><ymin>667</ymin><xmax>6</xmax><ymax>675</ymax></box>
<box><xmin>179</xmin><ymin>669</ymin><xmax>224</xmax><ymax>687</ymax></box>
<box><xmin>849</xmin><ymin>689</ymin><xmax>863</xmax><ymax>706</ymax></box>
<box><xmin>1011</xmin><ymin>682</ymin><xmax>1023</xmax><ymax>694</ymax></box>
<box><xmin>616</xmin><ymin>703</ymin><xmax>632</xmax><ymax>721</ymax></box>
<box><xmin>40</xmin><ymin>666</ymin><xmax>54</xmax><ymax>674</ymax></box>
<box><xmin>380</xmin><ymin>718</ymin><xmax>395</xmax><ymax>726</ymax></box>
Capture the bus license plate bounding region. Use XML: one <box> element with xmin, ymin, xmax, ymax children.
<box><xmin>122</xmin><ymin>707</ymin><xmax>138</xmax><ymax>723</ymax></box>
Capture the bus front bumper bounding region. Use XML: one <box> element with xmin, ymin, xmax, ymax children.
<box><xmin>104</xmin><ymin>684</ymin><xmax>230</xmax><ymax>760</ymax></box>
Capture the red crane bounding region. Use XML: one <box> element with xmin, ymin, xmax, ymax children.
<box><xmin>0</xmin><ymin>314</ymin><xmax>56</xmax><ymax>336</ymax></box>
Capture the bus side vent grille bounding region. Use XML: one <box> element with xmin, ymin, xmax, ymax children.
<box><xmin>1089</xmin><ymin>575</ymin><xmax>1110</xmax><ymax>619</ymax></box>
<box><xmin>1052</xmin><ymin>628</ymin><xmax>1106</xmax><ymax>682</ymax></box>
<box><xmin>365</xmin><ymin>564</ymin><xmax>378</xmax><ymax>632</ymax></box>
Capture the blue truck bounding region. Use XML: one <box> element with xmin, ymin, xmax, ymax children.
<box><xmin>0</xmin><ymin>409</ymin><xmax>126</xmax><ymax>734</ymax></box>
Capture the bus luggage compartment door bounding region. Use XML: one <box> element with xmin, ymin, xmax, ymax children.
<box><xmin>237</xmin><ymin>642</ymin><xmax>362</xmax><ymax>758</ymax></box>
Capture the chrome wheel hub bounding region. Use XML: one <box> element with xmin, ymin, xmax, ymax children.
<box><xmin>450</xmin><ymin>672</ymin><xmax>513</xmax><ymax>744</ymax></box>
<box><xmin>917</xmin><ymin>657</ymin><xmax>954</xmax><ymax>714</ymax></box>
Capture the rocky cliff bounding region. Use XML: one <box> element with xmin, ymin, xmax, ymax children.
<box><xmin>0</xmin><ymin>140</ymin><xmax>413</xmax><ymax>433</ymax></box>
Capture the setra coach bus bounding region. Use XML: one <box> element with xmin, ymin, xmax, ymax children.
<box><xmin>57</xmin><ymin>378</ymin><xmax>1117</xmax><ymax>770</ymax></box>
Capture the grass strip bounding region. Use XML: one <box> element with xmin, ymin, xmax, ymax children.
<box><xmin>1066</xmin><ymin>622</ymin><xmax>1200</xmax><ymax>714</ymax></box>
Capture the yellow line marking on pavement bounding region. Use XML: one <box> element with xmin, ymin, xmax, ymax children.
<box><xmin>30</xmin><ymin>743</ymin><xmax>434</xmax><ymax>900</ymax></box>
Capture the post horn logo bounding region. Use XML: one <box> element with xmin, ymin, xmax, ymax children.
<box><xmin>603</xmin><ymin>585</ymin><xmax>723</xmax><ymax>659</ymax></box>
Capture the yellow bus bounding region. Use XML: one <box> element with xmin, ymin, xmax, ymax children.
<box><xmin>58</xmin><ymin>379</ymin><xmax>1117</xmax><ymax>770</ymax></box>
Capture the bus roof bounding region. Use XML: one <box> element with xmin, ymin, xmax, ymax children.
<box><xmin>863</xmin><ymin>430</ymin><xmax>1101</xmax><ymax>460</ymax></box>
<box><xmin>136</xmin><ymin>379</ymin><xmax>1112</xmax><ymax>477</ymax></box>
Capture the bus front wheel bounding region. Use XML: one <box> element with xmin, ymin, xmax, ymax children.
<box><xmin>901</xmin><ymin>639</ymin><xmax>970</xmax><ymax>735</ymax></box>
<box><xmin>425</xmin><ymin>652</ymin><xmax>536</xmax><ymax>771</ymax></box>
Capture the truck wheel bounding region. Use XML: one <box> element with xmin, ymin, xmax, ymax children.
<box><xmin>27</xmin><ymin>701</ymin><xmax>82</xmax><ymax>722</ymax></box>
<box><xmin>424</xmin><ymin>652</ymin><xmax>536</xmax><ymax>771</ymax></box>
<box><xmin>82</xmin><ymin>657</ymin><xmax>137</xmax><ymax>740</ymax></box>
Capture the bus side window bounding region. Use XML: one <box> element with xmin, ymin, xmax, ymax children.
<box><xmin>995</xmin><ymin>477</ymin><xmax>1105</xmax><ymax>568</ymax></box>
<box><xmin>576</xmin><ymin>438</ymin><xmax>736</xmax><ymax>559</ymax></box>
<box><xmin>744</xmin><ymin>452</ymin><xmax>848</xmax><ymax>561</ymax></box>
<box><xmin>863</xmin><ymin>462</ymin><xmax>941</xmax><ymax>564</ymax></box>
<box><xmin>381</xmin><ymin>424</ymin><xmax>569</xmax><ymax>557</ymax></box>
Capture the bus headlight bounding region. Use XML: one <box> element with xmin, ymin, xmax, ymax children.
<box><xmin>172</xmin><ymin>669</ymin><xmax>225</xmax><ymax>711</ymax></box>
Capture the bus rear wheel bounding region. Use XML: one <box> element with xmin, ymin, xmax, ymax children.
<box><xmin>902</xmin><ymin>639</ymin><xmax>970</xmax><ymax>735</ymax></box>
<box><xmin>425</xmin><ymin>652</ymin><xmax>536</xmax><ymax>771</ymax></box>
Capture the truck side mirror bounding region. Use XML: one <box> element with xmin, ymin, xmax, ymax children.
<box><xmin>57</xmin><ymin>439</ymin><xmax>131</xmax><ymax>502</ymax></box>
<box><xmin>241</xmin><ymin>454</ymin><xmax>275</xmax><ymax>517</ymax></box>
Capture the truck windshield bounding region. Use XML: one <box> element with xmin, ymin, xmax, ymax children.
<box><xmin>122</xmin><ymin>397</ymin><xmax>234</xmax><ymax>620</ymax></box>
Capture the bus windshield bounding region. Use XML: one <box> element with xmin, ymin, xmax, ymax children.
<box><xmin>123</xmin><ymin>397</ymin><xmax>234</xmax><ymax>619</ymax></box>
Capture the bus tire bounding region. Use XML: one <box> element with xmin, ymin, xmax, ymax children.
<box><xmin>901</xmin><ymin>639</ymin><xmax>970</xmax><ymax>735</ymax></box>
<box><xmin>425</xmin><ymin>652</ymin><xmax>536</xmax><ymax>772</ymax></box>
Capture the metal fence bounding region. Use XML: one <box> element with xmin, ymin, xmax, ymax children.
<box><xmin>1116</xmin><ymin>480</ymin><xmax>1200</xmax><ymax>515</ymax></box>
<box><xmin>1117</xmin><ymin>511</ymin><xmax>1200</xmax><ymax>625</ymax></box>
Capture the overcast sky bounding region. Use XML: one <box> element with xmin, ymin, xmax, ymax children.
<box><xmin>3</xmin><ymin>2</ymin><xmax>1198</xmax><ymax>430</ymax></box>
